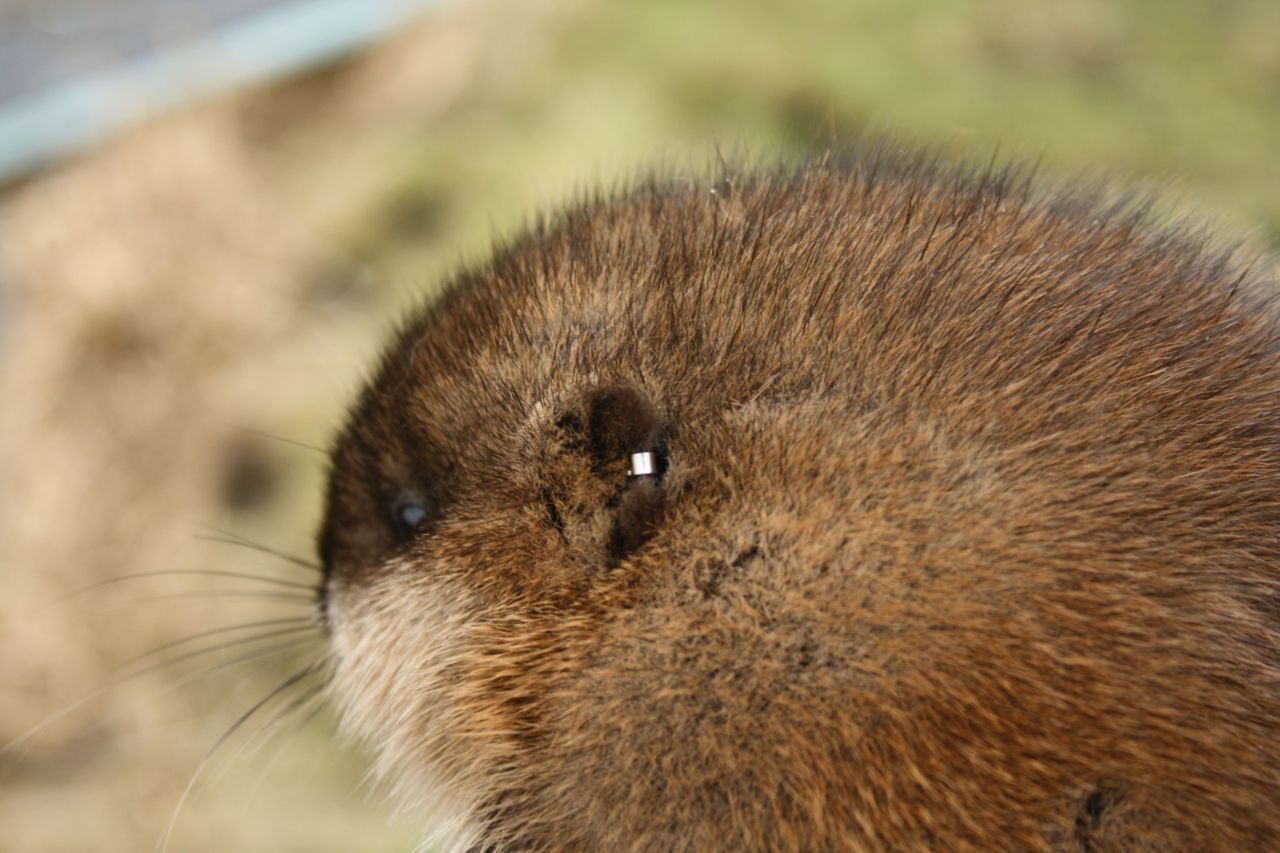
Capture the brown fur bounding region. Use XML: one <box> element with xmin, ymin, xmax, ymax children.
<box><xmin>318</xmin><ymin>146</ymin><xmax>1280</xmax><ymax>851</ymax></box>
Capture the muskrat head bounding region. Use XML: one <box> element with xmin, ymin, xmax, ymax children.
<box><xmin>315</xmin><ymin>250</ymin><xmax>701</xmax><ymax>848</ymax></box>
<box><xmin>318</xmin><ymin>152</ymin><xmax>1280</xmax><ymax>851</ymax></box>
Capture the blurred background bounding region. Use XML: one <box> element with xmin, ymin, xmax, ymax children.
<box><xmin>1</xmin><ymin>0</ymin><xmax>1277</xmax><ymax>850</ymax></box>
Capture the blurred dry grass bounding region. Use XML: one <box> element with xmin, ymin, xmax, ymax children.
<box><xmin>1</xmin><ymin>0</ymin><xmax>1277</xmax><ymax>850</ymax></box>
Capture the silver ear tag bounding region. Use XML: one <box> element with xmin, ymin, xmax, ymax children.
<box><xmin>627</xmin><ymin>451</ymin><xmax>657</xmax><ymax>478</ymax></box>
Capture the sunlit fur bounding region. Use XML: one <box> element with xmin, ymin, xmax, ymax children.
<box><xmin>320</xmin><ymin>146</ymin><xmax>1280</xmax><ymax>850</ymax></box>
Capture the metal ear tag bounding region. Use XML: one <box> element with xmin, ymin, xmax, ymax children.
<box><xmin>627</xmin><ymin>451</ymin><xmax>657</xmax><ymax>478</ymax></box>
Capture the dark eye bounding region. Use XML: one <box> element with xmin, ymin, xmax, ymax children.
<box><xmin>391</xmin><ymin>495</ymin><xmax>430</xmax><ymax>540</ymax></box>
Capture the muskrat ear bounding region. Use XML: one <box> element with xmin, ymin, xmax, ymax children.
<box><xmin>579</xmin><ymin>385</ymin><xmax>665</xmax><ymax>473</ymax></box>
<box><xmin>607</xmin><ymin>472</ymin><xmax>665</xmax><ymax>566</ymax></box>
<box><xmin>552</xmin><ymin>384</ymin><xmax>670</xmax><ymax>566</ymax></box>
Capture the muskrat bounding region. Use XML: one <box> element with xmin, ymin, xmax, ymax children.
<box><xmin>317</xmin><ymin>146</ymin><xmax>1280</xmax><ymax>850</ymax></box>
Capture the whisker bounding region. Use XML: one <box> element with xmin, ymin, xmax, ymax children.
<box><xmin>239</xmin><ymin>685</ymin><xmax>331</xmax><ymax>796</ymax></box>
<box><xmin>226</xmin><ymin>424</ymin><xmax>328</xmax><ymax>455</ymax></box>
<box><xmin>156</xmin><ymin>661</ymin><xmax>322</xmax><ymax>853</ymax></box>
<box><xmin>238</xmin><ymin>676</ymin><xmax>330</xmax><ymax>764</ymax></box>
<box><xmin>2</xmin><ymin>631</ymin><xmax>320</xmax><ymax>756</ymax></box>
<box><xmin>47</xmin><ymin>571</ymin><xmax>316</xmax><ymax>610</ymax></box>
<box><xmin>66</xmin><ymin>640</ymin><xmax>325</xmax><ymax>754</ymax></box>
<box><xmin>122</xmin><ymin>638</ymin><xmax>326</xmax><ymax>732</ymax></box>
<box><xmin>116</xmin><ymin>626</ymin><xmax>320</xmax><ymax>681</ymax></box>
<box><xmin>153</xmin><ymin>638</ymin><xmax>325</xmax><ymax>702</ymax></box>
<box><xmin>194</xmin><ymin>529</ymin><xmax>322</xmax><ymax>573</ymax></box>
<box><xmin>113</xmin><ymin>617</ymin><xmax>316</xmax><ymax>672</ymax></box>
<box><xmin>94</xmin><ymin>590</ymin><xmax>317</xmax><ymax>613</ymax></box>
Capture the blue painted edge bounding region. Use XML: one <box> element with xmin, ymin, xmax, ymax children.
<box><xmin>0</xmin><ymin>0</ymin><xmax>446</xmax><ymax>183</ymax></box>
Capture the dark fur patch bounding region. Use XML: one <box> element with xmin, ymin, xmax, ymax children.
<box><xmin>606</xmin><ymin>475</ymin><xmax>666</xmax><ymax>566</ymax></box>
<box><xmin>1071</xmin><ymin>786</ymin><xmax>1120</xmax><ymax>852</ymax></box>
<box><xmin>695</xmin><ymin>546</ymin><xmax>761</xmax><ymax>600</ymax></box>
<box><xmin>582</xmin><ymin>385</ymin><xmax>664</xmax><ymax>472</ymax></box>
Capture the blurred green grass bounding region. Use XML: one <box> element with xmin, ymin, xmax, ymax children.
<box><xmin>336</xmin><ymin>0</ymin><xmax>1278</xmax><ymax>309</ymax></box>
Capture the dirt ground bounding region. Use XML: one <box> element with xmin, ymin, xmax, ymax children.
<box><xmin>1</xmin><ymin>1</ymin><xmax>1277</xmax><ymax>850</ymax></box>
